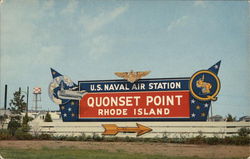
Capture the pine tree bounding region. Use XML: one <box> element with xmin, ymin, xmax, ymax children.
<box><xmin>22</xmin><ymin>112</ymin><xmax>32</xmax><ymax>132</ymax></box>
<box><xmin>8</xmin><ymin>90</ymin><xmax>27</xmax><ymax>135</ymax></box>
<box><xmin>9</xmin><ymin>90</ymin><xmax>26</xmax><ymax>115</ymax></box>
<box><xmin>44</xmin><ymin>112</ymin><xmax>52</xmax><ymax>122</ymax></box>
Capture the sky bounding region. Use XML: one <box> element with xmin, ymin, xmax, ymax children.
<box><xmin>0</xmin><ymin>0</ymin><xmax>249</xmax><ymax>118</ymax></box>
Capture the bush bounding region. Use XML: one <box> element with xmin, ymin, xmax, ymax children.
<box><xmin>15</xmin><ymin>128</ymin><xmax>33</xmax><ymax>140</ymax></box>
<box><xmin>0</xmin><ymin>129</ymin><xmax>12</xmax><ymax>140</ymax></box>
<box><xmin>38</xmin><ymin>133</ymin><xmax>52</xmax><ymax>140</ymax></box>
<box><xmin>205</xmin><ymin>136</ymin><xmax>220</xmax><ymax>145</ymax></box>
<box><xmin>0</xmin><ymin>114</ymin><xmax>8</xmax><ymax>129</ymax></box>
<box><xmin>44</xmin><ymin>112</ymin><xmax>52</xmax><ymax>122</ymax></box>
<box><xmin>65</xmin><ymin>135</ymin><xmax>78</xmax><ymax>141</ymax></box>
<box><xmin>86</xmin><ymin>135</ymin><xmax>93</xmax><ymax>141</ymax></box>
<box><xmin>22</xmin><ymin>113</ymin><xmax>29</xmax><ymax>125</ymax></box>
<box><xmin>52</xmin><ymin>135</ymin><xmax>67</xmax><ymax>141</ymax></box>
<box><xmin>149</xmin><ymin>136</ymin><xmax>161</xmax><ymax>142</ymax></box>
<box><xmin>103</xmin><ymin>136</ymin><xmax>119</xmax><ymax>142</ymax></box>
<box><xmin>161</xmin><ymin>132</ymin><xmax>169</xmax><ymax>143</ymax></box>
<box><xmin>229</xmin><ymin>136</ymin><xmax>250</xmax><ymax>145</ymax></box>
<box><xmin>92</xmin><ymin>133</ymin><xmax>103</xmax><ymax>141</ymax></box>
<box><xmin>124</xmin><ymin>136</ymin><xmax>132</xmax><ymax>142</ymax></box>
<box><xmin>78</xmin><ymin>133</ymin><xmax>86</xmax><ymax>141</ymax></box>
<box><xmin>187</xmin><ymin>135</ymin><xmax>206</xmax><ymax>144</ymax></box>
<box><xmin>238</xmin><ymin>127</ymin><xmax>250</xmax><ymax>137</ymax></box>
<box><xmin>7</xmin><ymin>118</ymin><xmax>21</xmax><ymax>136</ymax></box>
<box><xmin>21</xmin><ymin>124</ymin><xmax>31</xmax><ymax>133</ymax></box>
<box><xmin>142</xmin><ymin>138</ymin><xmax>151</xmax><ymax>142</ymax></box>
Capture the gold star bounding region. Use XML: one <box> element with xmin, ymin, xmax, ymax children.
<box><xmin>71</xmin><ymin>101</ymin><xmax>75</xmax><ymax>105</ymax></box>
<box><xmin>196</xmin><ymin>105</ymin><xmax>200</xmax><ymax>110</ymax></box>
<box><xmin>52</xmin><ymin>71</ymin><xmax>56</xmax><ymax>75</ymax></box>
<box><xmin>61</xmin><ymin>106</ymin><xmax>65</xmax><ymax>110</ymax></box>
<box><xmin>71</xmin><ymin>113</ymin><xmax>75</xmax><ymax>117</ymax></box>
<box><xmin>201</xmin><ymin>112</ymin><xmax>206</xmax><ymax>117</ymax></box>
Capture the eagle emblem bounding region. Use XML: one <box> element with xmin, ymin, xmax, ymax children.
<box><xmin>115</xmin><ymin>70</ymin><xmax>150</xmax><ymax>83</ymax></box>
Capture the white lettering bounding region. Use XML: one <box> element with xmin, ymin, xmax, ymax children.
<box><xmin>175</xmin><ymin>95</ymin><xmax>183</xmax><ymax>105</ymax></box>
<box><xmin>87</xmin><ymin>97</ymin><xmax>94</xmax><ymax>107</ymax></box>
<box><xmin>98</xmin><ymin>109</ymin><xmax>128</xmax><ymax>116</ymax></box>
<box><xmin>146</xmin><ymin>96</ymin><xmax>153</xmax><ymax>106</ymax></box>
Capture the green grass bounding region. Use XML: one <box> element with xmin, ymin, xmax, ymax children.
<box><xmin>0</xmin><ymin>147</ymin><xmax>243</xmax><ymax>159</ymax></box>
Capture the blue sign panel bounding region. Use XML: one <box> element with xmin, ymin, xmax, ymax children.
<box><xmin>79</xmin><ymin>78</ymin><xmax>189</xmax><ymax>93</ymax></box>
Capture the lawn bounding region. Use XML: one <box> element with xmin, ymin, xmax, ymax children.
<box><xmin>0</xmin><ymin>147</ymin><xmax>242</xmax><ymax>159</ymax></box>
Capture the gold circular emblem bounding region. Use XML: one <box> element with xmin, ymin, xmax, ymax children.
<box><xmin>189</xmin><ymin>70</ymin><xmax>220</xmax><ymax>101</ymax></box>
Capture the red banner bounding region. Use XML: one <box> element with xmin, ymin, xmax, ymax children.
<box><xmin>79</xmin><ymin>91</ymin><xmax>190</xmax><ymax>119</ymax></box>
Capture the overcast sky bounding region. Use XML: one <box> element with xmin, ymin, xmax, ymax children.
<box><xmin>0</xmin><ymin>0</ymin><xmax>249</xmax><ymax>118</ymax></box>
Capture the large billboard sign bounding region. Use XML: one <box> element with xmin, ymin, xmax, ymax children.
<box><xmin>49</xmin><ymin>61</ymin><xmax>221</xmax><ymax>122</ymax></box>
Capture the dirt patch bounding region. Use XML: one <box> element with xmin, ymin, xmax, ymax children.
<box><xmin>0</xmin><ymin>140</ymin><xmax>249</xmax><ymax>158</ymax></box>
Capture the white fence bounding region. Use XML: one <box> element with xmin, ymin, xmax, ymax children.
<box><xmin>30</xmin><ymin>119</ymin><xmax>250</xmax><ymax>138</ymax></box>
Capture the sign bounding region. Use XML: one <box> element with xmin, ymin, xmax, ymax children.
<box><xmin>102</xmin><ymin>123</ymin><xmax>152</xmax><ymax>136</ymax></box>
<box><xmin>78</xmin><ymin>79</ymin><xmax>190</xmax><ymax>120</ymax></box>
<box><xmin>49</xmin><ymin>61</ymin><xmax>221</xmax><ymax>122</ymax></box>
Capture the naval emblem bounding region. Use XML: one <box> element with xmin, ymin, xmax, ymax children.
<box><xmin>114</xmin><ymin>70</ymin><xmax>150</xmax><ymax>83</ymax></box>
<box><xmin>190</xmin><ymin>70</ymin><xmax>220</xmax><ymax>101</ymax></box>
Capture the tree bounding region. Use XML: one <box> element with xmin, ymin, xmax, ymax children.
<box><xmin>226</xmin><ymin>114</ymin><xmax>236</xmax><ymax>122</ymax></box>
<box><xmin>9</xmin><ymin>90</ymin><xmax>26</xmax><ymax>115</ymax></box>
<box><xmin>22</xmin><ymin>113</ymin><xmax>29</xmax><ymax>126</ymax></box>
<box><xmin>8</xmin><ymin>90</ymin><xmax>27</xmax><ymax>135</ymax></box>
<box><xmin>44</xmin><ymin>112</ymin><xmax>52</xmax><ymax>122</ymax></box>
<box><xmin>22</xmin><ymin>113</ymin><xmax>33</xmax><ymax>132</ymax></box>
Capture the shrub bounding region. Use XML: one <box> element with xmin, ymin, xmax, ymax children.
<box><xmin>38</xmin><ymin>133</ymin><xmax>52</xmax><ymax>140</ymax></box>
<box><xmin>223</xmin><ymin>136</ymin><xmax>232</xmax><ymax>144</ymax></box>
<box><xmin>205</xmin><ymin>136</ymin><xmax>220</xmax><ymax>145</ymax></box>
<box><xmin>15</xmin><ymin>128</ymin><xmax>33</xmax><ymax>140</ymax></box>
<box><xmin>187</xmin><ymin>135</ymin><xmax>206</xmax><ymax>144</ymax></box>
<box><xmin>22</xmin><ymin>113</ymin><xmax>29</xmax><ymax>125</ymax></box>
<box><xmin>149</xmin><ymin>136</ymin><xmax>161</xmax><ymax>142</ymax></box>
<box><xmin>238</xmin><ymin>127</ymin><xmax>250</xmax><ymax>137</ymax></box>
<box><xmin>124</xmin><ymin>136</ymin><xmax>131</xmax><ymax>142</ymax></box>
<box><xmin>173</xmin><ymin>137</ymin><xmax>186</xmax><ymax>144</ymax></box>
<box><xmin>78</xmin><ymin>133</ymin><xmax>86</xmax><ymax>141</ymax></box>
<box><xmin>142</xmin><ymin>138</ymin><xmax>151</xmax><ymax>142</ymax></box>
<box><xmin>92</xmin><ymin>133</ymin><xmax>102</xmax><ymax>141</ymax></box>
<box><xmin>103</xmin><ymin>136</ymin><xmax>119</xmax><ymax>142</ymax></box>
<box><xmin>44</xmin><ymin>112</ymin><xmax>52</xmax><ymax>122</ymax></box>
<box><xmin>230</xmin><ymin>136</ymin><xmax>250</xmax><ymax>145</ymax></box>
<box><xmin>7</xmin><ymin>118</ymin><xmax>21</xmax><ymax>136</ymax></box>
<box><xmin>0</xmin><ymin>114</ymin><xmax>8</xmax><ymax>129</ymax></box>
<box><xmin>86</xmin><ymin>135</ymin><xmax>93</xmax><ymax>141</ymax></box>
<box><xmin>21</xmin><ymin>124</ymin><xmax>31</xmax><ymax>132</ymax></box>
<box><xmin>65</xmin><ymin>135</ymin><xmax>78</xmax><ymax>141</ymax></box>
<box><xmin>161</xmin><ymin>132</ymin><xmax>168</xmax><ymax>143</ymax></box>
<box><xmin>52</xmin><ymin>135</ymin><xmax>67</xmax><ymax>141</ymax></box>
<box><xmin>0</xmin><ymin>129</ymin><xmax>12</xmax><ymax>140</ymax></box>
